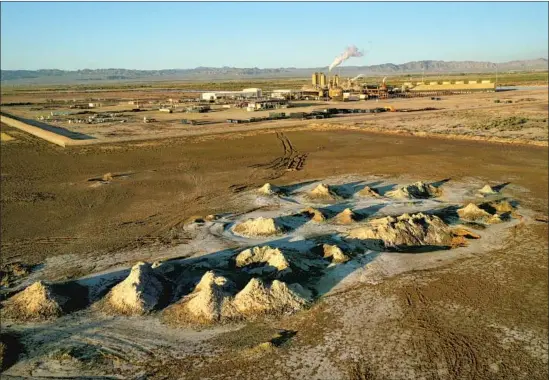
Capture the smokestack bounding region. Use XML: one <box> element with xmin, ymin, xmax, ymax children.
<box><xmin>328</xmin><ymin>45</ymin><xmax>364</xmax><ymax>72</ymax></box>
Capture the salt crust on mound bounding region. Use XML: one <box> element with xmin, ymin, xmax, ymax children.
<box><xmin>104</xmin><ymin>262</ymin><xmax>165</xmax><ymax>315</ymax></box>
<box><xmin>170</xmin><ymin>271</ymin><xmax>309</xmax><ymax>323</ymax></box>
<box><xmin>457</xmin><ymin>203</ymin><xmax>502</xmax><ymax>224</ymax></box>
<box><xmin>308</xmin><ymin>184</ymin><xmax>338</xmax><ymax>200</ymax></box>
<box><xmin>386</xmin><ymin>181</ymin><xmax>441</xmax><ymax>199</ymax></box>
<box><xmin>232</xmin><ymin>217</ymin><xmax>283</xmax><ymax>237</ymax></box>
<box><xmin>4</xmin><ymin>281</ymin><xmax>68</xmax><ymax>320</ymax></box>
<box><xmin>333</xmin><ymin>208</ymin><xmax>357</xmax><ymax>224</ymax></box>
<box><xmin>348</xmin><ymin>212</ymin><xmax>453</xmax><ymax>249</ymax></box>
<box><xmin>357</xmin><ymin>186</ymin><xmax>380</xmax><ymax>198</ymax></box>
<box><xmin>235</xmin><ymin>246</ymin><xmax>292</xmax><ymax>276</ymax></box>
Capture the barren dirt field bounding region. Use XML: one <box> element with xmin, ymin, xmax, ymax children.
<box><xmin>1</xmin><ymin>90</ymin><xmax>548</xmax><ymax>379</ymax></box>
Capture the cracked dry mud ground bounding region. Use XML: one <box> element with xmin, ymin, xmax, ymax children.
<box><xmin>1</xmin><ymin>121</ymin><xmax>547</xmax><ymax>379</ymax></box>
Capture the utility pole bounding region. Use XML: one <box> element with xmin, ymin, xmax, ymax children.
<box><xmin>495</xmin><ymin>63</ymin><xmax>498</xmax><ymax>91</ymax></box>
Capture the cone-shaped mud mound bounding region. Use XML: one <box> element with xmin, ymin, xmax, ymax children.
<box><xmin>348</xmin><ymin>212</ymin><xmax>453</xmax><ymax>251</ymax></box>
<box><xmin>333</xmin><ymin>208</ymin><xmax>358</xmax><ymax>224</ymax></box>
<box><xmin>235</xmin><ymin>246</ymin><xmax>292</xmax><ymax>277</ymax></box>
<box><xmin>301</xmin><ymin>207</ymin><xmax>326</xmax><ymax>222</ymax></box>
<box><xmin>357</xmin><ymin>186</ymin><xmax>380</xmax><ymax>198</ymax></box>
<box><xmin>165</xmin><ymin>271</ymin><xmax>234</xmax><ymax>324</ymax></box>
<box><xmin>3</xmin><ymin>281</ymin><xmax>69</xmax><ymax>321</ymax></box>
<box><xmin>386</xmin><ymin>181</ymin><xmax>441</xmax><ymax>199</ymax></box>
<box><xmin>308</xmin><ymin>184</ymin><xmax>338</xmax><ymax>200</ymax></box>
<box><xmin>232</xmin><ymin>217</ymin><xmax>284</xmax><ymax>237</ymax></box>
<box><xmin>258</xmin><ymin>183</ymin><xmax>280</xmax><ymax>196</ymax></box>
<box><xmin>164</xmin><ymin>272</ymin><xmax>308</xmax><ymax>324</ymax></box>
<box><xmin>458</xmin><ymin>203</ymin><xmax>502</xmax><ymax>224</ymax></box>
<box><xmin>103</xmin><ymin>262</ymin><xmax>166</xmax><ymax>315</ymax></box>
<box><xmin>321</xmin><ymin>244</ymin><xmax>350</xmax><ymax>263</ymax></box>
<box><xmin>478</xmin><ymin>184</ymin><xmax>498</xmax><ymax>196</ymax></box>
<box><xmin>231</xmin><ymin>278</ymin><xmax>309</xmax><ymax>317</ymax></box>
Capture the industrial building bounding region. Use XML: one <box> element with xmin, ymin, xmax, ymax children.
<box><xmin>201</xmin><ymin>88</ymin><xmax>262</xmax><ymax>101</ymax></box>
<box><xmin>246</xmin><ymin>99</ymin><xmax>288</xmax><ymax>112</ymax></box>
<box><xmin>407</xmin><ymin>80</ymin><xmax>496</xmax><ymax>94</ymax></box>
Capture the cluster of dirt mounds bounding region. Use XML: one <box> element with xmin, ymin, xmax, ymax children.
<box><xmin>386</xmin><ymin>181</ymin><xmax>442</xmax><ymax>199</ymax></box>
<box><xmin>0</xmin><ymin>177</ymin><xmax>523</xmax><ymax>328</ymax></box>
<box><xmin>101</xmin><ymin>262</ymin><xmax>168</xmax><ymax>315</ymax></box>
<box><xmin>348</xmin><ymin>213</ymin><xmax>454</xmax><ymax>251</ymax></box>
<box><xmin>163</xmin><ymin>271</ymin><xmax>309</xmax><ymax>324</ymax></box>
<box><xmin>457</xmin><ymin>203</ymin><xmax>506</xmax><ymax>224</ymax></box>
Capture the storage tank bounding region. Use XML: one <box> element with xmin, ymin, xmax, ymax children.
<box><xmin>319</xmin><ymin>73</ymin><xmax>327</xmax><ymax>87</ymax></box>
<box><xmin>312</xmin><ymin>73</ymin><xmax>319</xmax><ymax>86</ymax></box>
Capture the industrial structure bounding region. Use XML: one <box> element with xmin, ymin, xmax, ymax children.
<box><xmin>303</xmin><ymin>71</ymin><xmax>497</xmax><ymax>101</ymax></box>
<box><xmin>201</xmin><ymin>88</ymin><xmax>262</xmax><ymax>101</ymax></box>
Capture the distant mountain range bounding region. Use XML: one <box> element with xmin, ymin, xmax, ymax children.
<box><xmin>1</xmin><ymin>59</ymin><xmax>547</xmax><ymax>84</ymax></box>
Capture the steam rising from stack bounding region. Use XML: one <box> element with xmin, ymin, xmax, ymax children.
<box><xmin>351</xmin><ymin>74</ymin><xmax>365</xmax><ymax>81</ymax></box>
<box><xmin>328</xmin><ymin>45</ymin><xmax>364</xmax><ymax>72</ymax></box>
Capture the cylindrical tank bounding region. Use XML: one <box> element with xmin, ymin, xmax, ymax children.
<box><xmin>312</xmin><ymin>72</ymin><xmax>318</xmax><ymax>86</ymax></box>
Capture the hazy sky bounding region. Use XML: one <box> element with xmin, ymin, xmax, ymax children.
<box><xmin>1</xmin><ymin>2</ymin><xmax>547</xmax><ymax>70</ymax></box>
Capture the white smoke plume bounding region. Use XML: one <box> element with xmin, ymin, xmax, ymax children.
<box><xmin>328</xmin><ymin>45</ymin><xmax>364</xmax><ymax>72</ymax></box>
<box><xmin>351</xmin><ymin>74</ymin><xmax>365</xmax><ymax>81</ymax></box>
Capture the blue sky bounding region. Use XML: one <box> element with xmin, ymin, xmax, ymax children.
<box><xmin>1</xmin><ymin>2</ymin><xmax>547</xmax><ymax>70</ymax></box>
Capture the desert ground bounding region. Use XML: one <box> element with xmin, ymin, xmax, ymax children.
<box><xmin>1</xmin><ymin>85</ymin><xmax>548</xmax><ymax>379</ymax></box>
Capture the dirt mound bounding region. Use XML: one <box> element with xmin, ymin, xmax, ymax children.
<box><xmin>103</xmin><ymin>262</ymin><xmax>166</xmax><ymax>315</ymax></box>
<box><xmin>102</xmin><ymin>172</ymin><xmax>114</xmax><ymax>181</ymax></box>
<box><xmin>357</xmin><ymin>186</ymin><xmax>380</xmax><ymax>198</ymax></box>
<box><xmin>235</xmin><ymin>246</ymin><xmax>291</xmax><ymax>276</ymax></box>
<box><xmin>232</xmin><ymin>217</ymin><xmax>284</xmax><ymax>237</ymax></box>
<box><xmin>348</xmin><ymin>212</ymin><xmax>453</xmax><ymax>250</ymax></box>
<box><xmin>334</xmin><ymin>208</ymin><xmax>358</xmax><ymax>224</ymax></box>
<box><xmin>451</xmin><ymin>227</ymin><xmax>481</xmax><ymax>239</ymax></box>
<box><xmin>477</xmin><ymin>184</ymin><xmax>498</xmax><ymax>196</ymax></box>
<box><xmin>2</xmin><ymin>281</ymin><xmax>69</xmax><ymax>321</ymax></box>
<box><xmin>386</xmin><ymin>181</ymin><xmax>441</xmax><ymax>199</ymax></box>
<box><xmin>258</xmin><ymin>183</ymin><xmax>280</xmax><ymax>195</ymax></box>
<box><xmin>301</xmin><ymin>207</ymin><xmax>326</xmax><ymax>222</ymax></box>
<box><xmin>231</xmin><ymin>278</ymin><xmax>309</xmax><ymax>317</ymax></box>
<box><xmin>450</xmin><ymin>227</ymin><xmax>481</xmax><ymax>248</ymax></box>
<box><xmin>481</xmin><ymin>200</ymin><xmax>516</xmax><ymax>215</ymax></box>
<box><xmin>166</xmin><ymin>272</ymin><xmax>308</xmax><ymax>324</ymax></box>
<box><xmin>457</xmin><ymin>203</ymin><xmax>502</xmax><ymax>224</ymax></box>
<box><xmin>321</xmin><ymin>244</ymin><xmax>351</xmax><ymax>263</ymax></box>
<box><xmin>166</xmin><ymin>271</ymin><xmax>234</xmax><ymax>324</ymax></box>
<box><xmin>308</xmin><ymin>184</ymin><xmax>338</xmax><ymax>200</ymax></box>
<box><xmin>205</xmin><ymin>214</ymin><xmax>219</xmax><ymax>222</ymax></box>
